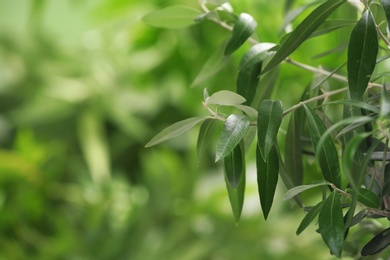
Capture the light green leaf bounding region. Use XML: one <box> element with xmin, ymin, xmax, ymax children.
<box><xmin>206</xmin><ymin>90</ymin><xmax>246</xmax><ymax>106</ymax></box>
<box><xmin>215</xmin><ymin>114</ymin><xmax>250</xmax><ymax>162</ymax></box>
<box><xmin>235</xmin><ymin>105</ymin><xmax>258</xmax><ymax>120</ymax></box>
<box><xmin>263</xmin><ymin>0</ymin><xmax>347</xmax><ymax>74</ymax></box>
<box><xmin>319</xmin><ymin>191</ymin><xmax>344</xmax><ymax>258</ymax></box>
<box><xmin>380</xmin><ymin>85</ymin><xmax>390</xmax><ymax>118</ymax></box>
<box><xmin>347</xmin><ymin>10</ymin><xmax>378</xmax><ymax>100</ymax></box>
<box><xmin>310</xmin><ymin>19</ymin><xmax>356</xmax><ymax>38</ymax></box>
<box><xmin>236</xmin><ymin>62</ymin><xmax>262</xmax><ymax>105</ymax></box>
<box><xmin>224</xmin><ymin>142</ymin><xmax>246</xmax><ymax>222</ymax></box>
<box><xmin>357</xmin><ymin>188</ymin><xmax>380</xmax><ymax>208</ymax></box>
<box><xmin>146</xmin><ymin>117</ymin><xmax>207</xmax><ymax>147</ymax></box>
<box><xmin>142</xmin><ymin>6</ymin><xmax>202</xmax><ymax>29</ymax></box>
<box><xmin>361</xmin><ymin>227</ymin><xmax>390</xmax><ymax>256</ymax></box>
<box><xmin>197</xmin><ymin>119</ymin><xmax>220</xmax><ymax>164</ymax></box>
<box><xmin>257</xmin><ymin>100</ymin><xmax>283</xmax><ymax>161</ymax></box>
<box><xmin>280</xmin><ymin>1</ymin><xmax>321</xmax><ymax>34</ymax></box>
<box><xmin>206</xmin><ymin>0</ymin><xmax>229</xmax><ymax>5</ymax></box>
<box><xmin>284</xmin><ymin>180</ymin><xmax>331</xmax><ymax>200</ymax></box>
<box><xmin>256</xmin><ymin>145</ymin><xmax>279</xmax><ymax>220</ymax></box>
<box><xmin>304</xmin><ymin>105</ymin><xmax>341</xmax><ymax>188</ymax></box>
<box><xmin>238</xmin><ymin>43</ymin><xmax>276</xmax><ymax>70</ymax></box>
<box><xmin>296</xmin><ymin>201</ymin><xmax>324</xmax><ymax>235</ymax></box>
<box><xmin>224</xmin><ymin>13</ymin><xmax>257</xmax><ymax>55</ymax></box>
<box><xmin>380</xmin><ymin>0</ymin><xmax>390</xmax><ymax>32</ymax></box>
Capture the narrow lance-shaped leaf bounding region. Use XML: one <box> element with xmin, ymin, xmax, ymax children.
<box><xmin>197</xmin><ymin>119</ymin><xmax>220</xmax><ymax>164</ymax></box>
<box><xmin>216</xmin><ymin>114</ymin><xmax>250</xmax><ymax>162</ymax></box>
<box><xmin>224</xmin><ymin>142</ymin><xmax>246</xmax><ymax>222</ymax></box>
<box><xmin>224</xmin><ymin>13</ymin><xmax>257</xmax><ymax>55</ymax></box>
<box><xmin>319</xmin><ymin>191</ymin><xmax>344</xmax><ymax>258</ymax></box>
<box><xmin>296</xmin><ymin>201</ymin><xmax>324</xmax><ymax>235</ymax></box>
<box><xmin>304</xmin><ymin>105</ymin><xmax>341</xmax><ymax>188</ymax></box>
<box><xmin>284</xmin><ymin>180</ymin><xmax>331</xmax><ymax>200</ymax></box>
<box><xmin>146</xmin><ymin>117</ymin><xmax>207</xmax><ymax>147</ymax></box>
<box><xmin>357</xmin><ymin>188</ymin><xmax>380</xmax><ymax>208</ymax></box>
<box><xmin>236</xmin><ymin>63</ymin><xmax>262</xmax><ymax>105</ymax></box>
<box><xmin>142</xmin><ymin>6</ymin><xmax>202</xmax><ymax>29</ymax></box>
<box><xmin>380</xmin><ymin>0</ymin><xmax>390</xmax><ymax>32</ymax></box>
<box><xmin>361</xmin><ymin>227</ymin><xmax>390</xmax><ymax>256</ymax></box>
<box><xmin>206</xmin><ymin>90</ymin><xmax>246</xmax><ymax>106</ymax></box>
<box><xmin>263</xmin><ymin>0</ymin><xmax>347</xmax><ymax>74</ymax></box>
<box><xmin>347</xmin><ymin>10</ymin><xmax>378</xmax><ymax>100</ymax></box>
<box><xmin>257</xmin><ymin>145</ymin><xmax>279</xmax><ymax>220</ymax></box>
<box><xmin>238</xmin><ymin>43</ymin><xmax>276</xmax><ymax>70</ymax></box>
<box><xmin>257</xmin><ymin>100</ymin><xmax>283</xmax><ymax>161</ymax></box>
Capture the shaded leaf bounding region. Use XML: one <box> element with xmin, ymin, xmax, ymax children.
<box><xmin>224</xmin><ymin>142</ymin><xmax>246</xmax><ymax>222</ymax></box>
<box><xmin>361</xmin><ymin>227</ymin><xmax>390</xmax><ymax>256</ymax></box>
<box><xmin>357</xmin><ymin>188</ymin><xmax>380</xmax><ymax>208</ymax></box>
<box><xmin>237</xmin><ymin>62</ymin><xmax>262</xmax><ymax>105</ymax></box>
<box><xmin>146</xmin><ymin>117</ymin><xmax>207</xmax><ymax>147</ymax></box>
<box><xmin>142</xmin><ymin>6</ymin><xmax>202</xmax><ymax>29</ymax></box>
<box><xmin>251</xmin><ymin>66</ymin><xmax>280</xmax><ymax>109</ymax></box>
<box><xmin>310</xmin><ymin>19</ymin><xmax>356</xmax><ymax>38</ymax></box>
<box><xmin>256</xmin><ymin>145</ymin><xmax>279</xmax><ymax>220</ymax></box>
<box><xmin>263</xmin><ymin>0</ymin><xmax>346</xmax><ymax>74</ymax></box>
<box><xmin>257</xmin><ymin>100</ymin><xmax>283</xmax><ymax>161</ymax></box>
<box><xmin>224</xmin><ymin>13</ymin><xmax>257</xmax><ymax>55</ymax></box>
<box><xmin>197</xmin><ymin>119</ymin><xmax>220</xmax><ymax>164</ymax></box>
<box><xmin>216</xmin><ymin>114</ymin><xmax>250</xmax><ymax>162</ymax></box>
<box><xmin>304</xmin><ymin>105</ymin><xmax>341</xmax><ymax>188</ymax></box>
<box><xmin>347</xmin><ymin>10</ymin><xmax>378</xmax><ymax>100</ymax></box>
<box><xmin>297</xmin><ymin>201</ymin><xmax>324</xmax><ymax>235</ymax></box>
<box><xmin>380</xmin><ymin>0</ymin><xmax>390</xmax><ymax>32</ymax></box>
<box><xmin>206</xmin><ymin>90</ymin><xmax>246</xmax><ymax>106</ymax></box>
<box><xmin>284</xmin><ymin>180</ymin><xmax>331</xmax><ymax>200</ymax></box>
<box><xmin>318</xmin><ymin>191</ymin><xmax>344</xmax><ymax>258</ymax></box>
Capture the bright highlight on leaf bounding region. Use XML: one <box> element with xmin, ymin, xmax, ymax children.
<box><xmin>142</xmin><ymin>6</ymin><xmax>202</xmax><ymax>29</ymax></box>
<box><xmin>224</xmin><ymin>13</ymin><xmax>257</xmax><ymax>55</ymax></box>
<box><xmin>206</xmin><ymin>90</ymin><xmax>246</xmax><ymax>106</ymax></box>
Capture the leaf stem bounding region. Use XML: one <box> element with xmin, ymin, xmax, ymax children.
<box><xmin>202</xmin><ymin>101</ymin><xmax>226</xmax><ymax>121</ymax></box>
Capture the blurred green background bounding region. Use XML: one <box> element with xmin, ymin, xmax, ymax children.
<box><xmin>0</xmin><ymin>0</ymin><xmax>363</xmax><ymax>259</ymax></box>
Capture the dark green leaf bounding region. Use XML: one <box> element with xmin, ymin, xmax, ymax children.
<box><xmin>146</xmin><ymin>117</ymin><xmax>207</xmax><ymax>147</ymax></box>
<box><xmin>238</xmin><ymin>43</ymin><xmax>276</xmax><ymax>70</ymax></box>
<box><xmin>361</xmin><ymin>227</ymin><xmax>390</xmax><ymax>256</ymax></box>
<box><xmin>142</xmin><ymin>6</ymin><xmax>202</xmax><ymax>29</ymax></box>
<box><xmin>279</xmin><ymin>1</ymin><xmax>321</xmax><ymax>34</ymax></box>
<box><xmin>216</xmin><ymin>114</ymin><xmax>250</xmax><ymax>162</ymax></box>
<box><xmin>284</xmin><ymin>181</ymin><xmax>331</xmax><ymax>200</ymax></box>
<box><xmin>197</xmin><ymin>119</ymin><xmax>220</xmax><ymax>164</ymax></box>
<box><xmin>304</xmin><ymin>105</ymin><xmax>341</xmax><ymax>188</ymax></box>
<box><xmin>263</xmin><ymin>0</ymin><xmax>347</xmax><ymax>74</ymax></box>
<box><xmin>310</xmin><ymin>19</ymin><xmax>356</xmax><ymax>38</ymax></box>
<box><xmin>257</xmin><ymin>100</ymin><xmax>283</xmax><ymax>161</ymax></box>
<box><xmin>224</xmin><ymin>142</ymin><xmax>246</xmax><ymax>222</ymax></box>
<box><xmin>251</xmin><ymin>66</ymin><xmax>280</xmax><ymax>109</ymax></box>
<box><xmin>236</xmin><ymin>63</ymin><xmax>262</xmax><ymax>105</ymax></box>
<box><xmin>224</xmin><ymin>13</ymin><xmax>257</xmax><ymax>55</ymax></box>
<box><xmin>297</xmin><ymin>201</ymin><xmax>324</xmax><ymax>235</ymax></box>
<box><xmin>256</xmin><ymin>145</ymin><xmax>279</xmax><ymax>220</ymax></box>
<box><xmin>357</xmin><ymin>188</ymin><xmax>380</xmax><ymax>208</ymax></box>
<box><xmin>319</xmin><ymin>191</ymin><xmax>344</xmax><ymax>258</ymax></box>
<box><xmin>206</xmin><ymin>90</ymin><xmax>246</xmax><ymax>106</ymax></box>
<box><xmin>347</xmin><ymin>10</ymin><xmax>378</xmax><ymax>100</ymax></box>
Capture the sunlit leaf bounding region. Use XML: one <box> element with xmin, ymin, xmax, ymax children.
<box><xmin>263</xmin><ymin>0</ymin><xmax>347</xmax><ymax>74</ymax></box>
<box><xmin>146</xmin><ymin>117</ymin><xmax>207</xmax><ymax>147</ymax></box>
<box><xmin>380</xmin><ymin>84</ymin><xmax>390</xmax><ymax>118</ymax></box>
<box><xmin>256</xmin><ymin>145</ymin><xmax>279</xmax><ymax>220</ymax></box>
<box><xmin>304</xmin><ymin>105</ymin><xmax>341</xmax><ymax>188</ymax></box>
<box><xmin>296</xmin><ymin>201</ymin><xmax>324</xmax><ymax>235</ymax></box>
<box><xmin>318</xmin><ymin>191</ymin><xmax>344</xmax><ymax>258</ymax></box>
<box><xmin>142</xmin><ymin>6</ymin><xmax>202</xmax><ymax>29</ymax></box>
<box><xmin>361</xmin><ymin>227</ymin><xmax>390</xmax><ymax>256</ymax></box>
<box><xmin>236</xmin><ymin>62</ymin><xmax>262</xmax><ymax>105</ymax></box>
<box><xmin>216</xmin><ymin>114</ymin><xmax>250</xmax><ymax>162</ymax></box>
<box><xmin>257</xmin><ymin>100</ymin><xmax>283</xmax><ymax>161</ymax></box>
<box><xmin>238</xmin><ymin>43</ymin><xmax>276</xmax><ymax>70</ymax></box>
<box><xmin>235</xmin><ymin>105</ymin><xmax>258</xmax><ymax>120</ymax></box>
<box><xmin>284</xmin><ymin>181</ymin><xmax>331</xmax><ymax>200</ymax></box>
<box><xmin>206</xmin><ymin>90</ymin><xmax>246</xmax><ymax>106</ymax></box>
<box><xmin>224</xmin><ymin>142</ymin><xmax>246</xmax><ymax>222</ymax></box>
<box><xmin>357</xmin><ymin>188</ymin><xmax>380</xmax><ymax>208</ymax></box>
<box><xmin>197</xmin><ymin>119</ymin><xmax>220</xmax><ymax>164</ymax></box>
<box><xmin>224</xmin><ymin>13</ymin><xmax>257</xmax><ymax>55</ymax></box>
<box><xmin>347</xmin><ymin>10</ymin><xmax>378</xmax><ymax>100</ymax></box>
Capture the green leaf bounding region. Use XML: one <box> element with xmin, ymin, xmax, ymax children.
<box><xmin>256</xmin><ymin>145</ymin><xmax>279</xmax><ymax>220</ymax></box>
<box><xmin>206</xmin><ymin>90</ymin><xmax>246</xmax><ymax>106</ymax></box>
<box><xmin>142</xmin><ymin>6</ymin><xmax>202</xmax><ymax>29</ymax></box>
<box><xmin>235</xmin><ymin>105</ymin><xmax>258</xmax><ymax>120</ymax></box>
<box><xmin>347</xmin><ymin>10</ymin><xmax>378</xmax><ymax>100</ymax></box>
<box><xmin>296</xmin><ymin>201</ymin><xmax>324</xmax><ymax>235</ymax></box>
<box><xmin>216</xmin><ymin>114</ymin><xmax>250</xmax><ymax>162</ymax></box>
<box><xmin>236</xmin><ymin>63</ymin><xmax>262</xmax><ymax>105</ymax></box>
<box><xmin>224</xmin><ymin>13</ymin><xmax>257</xmax><ymax>55</ymax></box>
<box><xmin>380</xmin><ymin>0</ymin><xmax>390</xmax><ymax>32</ymax></box>
<box><xmin>380</xmin><ymin>85</ymin><xmax>390</xmax><ymax>118</ymax></box>
<box><xmin>284</xmin><ymin>181</ymin><xmax>331</xmax><ymax>200</ymax></box>
<box><xmin>206</xmin><ymin>0</ymin><xmax>229</xmax><ymax>5</ymax></box>
<box><xmin>279</xmin><ymin>1</ymin><xmax>321</xmax><ymax>34</ymax></box>
<box><xmin>310</xmin><ymin>19</ymin><xmax>356</xmax><ymax>38</ymax></box>
<box><xmin>192</xmin><ymin>43</ymin><xmax>231</xmax><ymax>87</ymax></box>
<box><xmin>197</xmin><ymin>119</ymin><xmax>220</xmax><ymax>164</ymax></box>
<box><xmin>361</xmin><ymin>227</ymin><xmax>390</xmax><ymax>256</ymax></box>
<box><xmin>251</xmin><ymin>66</ymin><xmax>280</xmax><ymax>109</ymax></box>
<box><xmin>257</xmin><ymin>100</ymin><xmax>283</xmax><ymax>161</ymax></box>
<box><xmin>224</xmin><ymin>142</ymin><xmax>246</xmax><ymax>222</ymax></box>
<box><xmin>318</xmin><ymin>191</ymin><xmax>344</xmax><ymax>258</ymax></box>
<box><xmin>238</xmin><ymin>43</ymin><xmax>276</xmax><ymax>70</ymax></box>
<box><xmin>304</xmin><ymin>105</ymin><xmax>341</xmax><ymax>188</ymax></box>
<box><xmin>357</xmin><ymin>188</ymin><xmax>380</xmax><ymax>208</ymax></box>
<box><xmin>262</xmin><ymin>0</ymin><xmax>346</xmax><ymax>74</ymax></box>
<box><xmin>145</xmin><ymin>117</ymin><xmax>207</xmax><ymax>147</ymax></box>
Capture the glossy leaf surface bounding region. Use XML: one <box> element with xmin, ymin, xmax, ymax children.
<box><xmin>224</xmin><ymin>13</ymin><xmax>257</xmax><ymax>55</ymax></box>
<box><xmin>361</xmin><ymin>227</ymin><xmax>390</xmax><ymax>256</ymax></box>
<box><xmin>238</xmin><ymin>43</ymin><xmax>276</xmax><ymax>70</ymax></box>
<box><xmin>236</xmin><ymin>62</ymin><xmax>262</xmax><ymax>105</ymax></box>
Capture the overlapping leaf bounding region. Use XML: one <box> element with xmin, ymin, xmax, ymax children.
<box><xmin>296</xmin><ymin>201</ymin><xmax>324</xmax><ymax>235</ymax></box>
<box><xmin>197</xmin><ymin>119</ymin><xmax>220</xmax><ymax>164</ymax></box>
<box><xmin>224</xmin><ymin>13</ymin><xmax>257</xmax><ymax>55</ymax></box>
<box><xmin>319</xmin><ymin>191</ymin><xmax>344</xmax><ymax>258</ymax></box>
<box><xmin>284</xmin><ymin>181</ymin><xmax>331</xmax><ymax>200</ymax></box>
<box><xmin>257</xmin><ymin>100</ymin><xmax>283</xmax><ymax>161</ymax></box>
<box><xmin>256</xmin><ymin>145</ymin><xmax>279</xmax><ymax>220</ymax></box>
<box><xmin>237</xmin><ymin>63</ymin><xmax>262</xmax><ymax>105</ymax></box>
<box><xmin>263</xmin><ymin>0</ymin><xmax>347</xmax><ymax>74</ymax></box>
<box><xmin>216</xmin><ymin>114</ymin><xmax>250</xmax><ymax>162</ymax></box>
<box><xmin>142</xmin><ymin>6</ymin><xmax>202</xmax><ymax>29</ymax></box>
<box><xmin>206</xmin><ymin>90</ymin><xmax>246</xmax><ymax>106</ymax></box>
<box><xmin>357</xmin><ymin>188</ymin><xmax>380</xmax><ymax>208</ymax></box>
<box><xmin>380</xmin><ymin>0</ymin><xmax>390</xmax><ymax>32</ymax></box>
<box><xmin>238</xmin><ymin>43</ymin><xmax>276</xmax><ymax>70</ymax></box>
<box><xmin>347</xmin><ymin>10</ymin><xmax>378</xmax><ymax>100</ymax></box>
